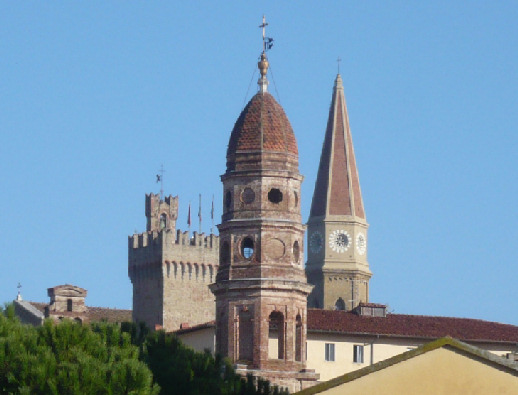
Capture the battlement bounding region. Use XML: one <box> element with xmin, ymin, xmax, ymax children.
<box><xmin>129</xmin><ymin>229</ymin><xmax>219</xmax><ymax>250</ymax></box>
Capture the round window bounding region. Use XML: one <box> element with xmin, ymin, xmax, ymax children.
<box><xmin>268</xmin><ymin>188</ymin><xmax>283</xmax><ymax>204</ymax></box>
<box><xmin>241</xmin><ymin>187</ymin><xmax>255</xmax><ymax>204</ymax></box>
<box><xmin>241</xmin><ymin>237</ymin><xmax>254</xmax><ymax>259</ymax></box>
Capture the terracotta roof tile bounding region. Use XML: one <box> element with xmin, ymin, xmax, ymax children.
<box><xmin>227</xmin><ymin>92</ymin><xmax>298</xmax><ymax>157</ymax></box>
<box><xmin>308</xmin><ymin>309</ymin><xmax>518</xmax><ymax>343</ymax></box>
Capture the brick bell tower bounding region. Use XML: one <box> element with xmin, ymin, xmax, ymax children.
<box><xmin>306</xmin><ymin>74</ymin><xmax>371</xmax><ymax>311</ymax></box>
<box><xmin>210</xmin><ymin>17</ymin><xmax>318</xmax><ymax>392</ymax></box>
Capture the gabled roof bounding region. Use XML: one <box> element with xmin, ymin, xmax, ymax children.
<box><xmin>308</xmin><ymin>309</ymin><xmax>518</xmax><ymax>344</ymax></box>
<box><xmin>294</xmin><ymin>337</ymin><xmax>518</xmax><ymax>395</ymax></box>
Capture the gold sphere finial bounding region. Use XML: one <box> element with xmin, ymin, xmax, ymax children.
<box><xmin>258</xmin><ymin>52</ymin><xmax>269</xmax><ymax>77</ymax></box>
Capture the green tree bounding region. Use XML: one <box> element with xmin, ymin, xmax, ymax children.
<box><xmin>0</xmin><ymin>308</ymin><xmax>159</xmax><ymax>394</ymax></box>
<box><xmin>131</xmin><ymin>327</ymin><xmax>288</xmax><ymax>395</ymax></box>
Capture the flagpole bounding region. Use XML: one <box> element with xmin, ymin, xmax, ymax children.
<box><xmin>187</xmin><ymin>202</ymin><xmax>191</xmax><ymax>231</ymax></box>
<box><xmin>211</xmin><ymin>194</ymin><xmax>214</xmax><ymax>235</ymax></box>
<box><xmin>198</xmin><ymin>194</ymin><xmax>202</xmax><ymax>234</ymax></box>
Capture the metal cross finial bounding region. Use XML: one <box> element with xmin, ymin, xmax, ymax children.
<box><xmin>259</xmin><ymin>15</ymin><xmax>268</xmax><ymax>52</ymax></box>
<box><xmin>337</xmin><ymin>56</ymin><xmax>342</xmax><ymax>74</ymax></box>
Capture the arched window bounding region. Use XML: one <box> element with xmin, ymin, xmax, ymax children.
<box><xmin>160</xmin><ymin>214</ymin><xmax>167</xmax><ymax>230</ymax></box>
<box><xmin>268</xmin><ymin>311</ymin><xmax>285</xmax><ymax>360</ymax></box>
<box><xmin>241</xmin><ymin>237</ymin><xmax>254</xmax><ymax>259</ymax></box>
<box><xmin>293</xmin><ymin>241</ymin><xmax>300</xmax><ymax>263</ymax></box>
<box><xmin>295</xmin><ymin>314</ymin><xmax>303</xmax><ymax>362</ymax></box>
<box><xmin>220</xmin><ymin>241</ymin><xmax>230</xmax><ymax>265</ymax></box>
<box><xmin>238</xmin><ymin>308</ymin><xmax>253</xmax><ymax>362</ymax></box>
<box><xmin>335</xmin><ymin>297</ymin><xmax>346</xmax><ymax>311</ymax></box>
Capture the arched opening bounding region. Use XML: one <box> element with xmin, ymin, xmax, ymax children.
<box><xmin>220</xmin><ymin>241</ymin><xmax>230</xmax><ymax>265</ymax></box>
<box><xmin>160</xmin><ymin>213</ymin><xmax>167</xmax><ymax>230</ymax></box>
<box><xmin>241</xmin><ymin>237</ymin><xmax>254</xmax><ymax>259</ymax></box>
<box><xmin>293</xmin><ymin>241</ymin><xmax>300</xmax><ymax>263</ymax></box>
<box><xmin>295</xmin><ymin>314</ymin><xmax>303</xmax><ymax>362</ymax></box>
<box><xmin>67</xmin><ymin>299</ymin><xmax>73</xmax><ymax>312</ymax></box>
<box><xmin>238</xmin><ymin>308</ymin><xmax>253</xmax><ymax>362</ymax></box>
<box><xmin>225</xmin><ymin>190</ymin><xmax>232</xmax><ymax>210</ymax></box>
<box><xmin>74</xmin><ymin>317</ymin><xmax>82</xmax><ymax>325</ymax></box>
<box><xmin>268</xmin><ymin>311</ymin><xmax>285</xmax><ymax>360</ymax></box>
<box><xmin>268</xmin><ymin>188</ymin><xmax>283</xmax><ymax>204</ymax></box>
<box><xmin>335</xmin><ymin>297</ymin><xmax>346</xmax><ymax>311</ymax></box>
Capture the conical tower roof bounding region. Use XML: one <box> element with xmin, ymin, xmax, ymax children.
<box><xmin>310</xmin><ymin>74</ymin><xmax>365</xmax><ymax>219</ymax></box>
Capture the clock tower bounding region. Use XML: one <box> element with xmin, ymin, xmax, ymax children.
<box><xmin>306</xmin><ymin>74</ymin><xmax>371</xmax><ymax>311</ymax></box>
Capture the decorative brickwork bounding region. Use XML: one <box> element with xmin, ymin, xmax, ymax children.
<box><xmin>210</xmin><ymin>52</ymin><xmax>318</xmax><ymax>393</ymax></box>
<box><xmin>129</xmin><ymin>193</ymin><xmax>219</xmax><ymax>332</ymax></box>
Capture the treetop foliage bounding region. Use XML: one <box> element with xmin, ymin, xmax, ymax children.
<box><xmin>1</xmin><ymin>306</ymin><xmax>288</xmax><ymax>395</ymax></box>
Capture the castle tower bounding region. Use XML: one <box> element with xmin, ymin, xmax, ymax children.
<box><xmin>129</xmin><ymin>193</ymin><xmax>219</xmax><ymax>331</ymax></box>
<box><xmin>306</xmin><ymin>74</ymin><xmax>372</xmax><ymax>311</ymax></box>
<box><xmin>210</xmin><ymin>24</ymin><xmax>318</xmax><ymax>391</ymax></box>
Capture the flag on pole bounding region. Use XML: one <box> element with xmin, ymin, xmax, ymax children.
<box><xmin>187</xmin><ymin>202</ymin><xmax>191</xmax><ymax>227</ymax></box>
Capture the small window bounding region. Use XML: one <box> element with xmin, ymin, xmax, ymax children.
<box><xmin>241</xmin><ymin>237</ymin><xmax>254</xmax><ymax>259</ymax></box>
<box><xmin>160</xmin><ymin>213</ymin><xmax>167</xmax><ymax>229</ymax></box>
<box><xmin>335</xmin><ymin>297</ymin><xmax>346</xmax><ymax>311</ymax></box>
<box><xmin>225</xmin><ymin>190</ymin><xmax>232</xmax><ymax>209</ymax></box>
<box><xmin>325</xmin><ymin>343</ymin><xmax>335</xmax><ymax>362</ymax></box>
<box><xmin>268</xmin><ymin>188</ymin><xmax>283</xmax><ymax>204</ymax></box>
<box><xmin>353</xmin><ymin>345</ymin><xmax>364</xmax><ymax>363</ymax></box>
<box><xmin>241</xmin><ymin>187</ymin><xmax>255</xmax><ymax>204</ymax></box>
<box><xmin>293</xmin><ymin>241</ymin><xmax>300</xmax><ymax>262</ymax></box>
<box><xmin>220</xmin><ymin>241</ymin><xmax>230</xmax><ymax>265</ymax></box>
<box><xmin>67</xmin><ymin>299</ymin><xmax>73</xmax><ymax>312</ymax></box>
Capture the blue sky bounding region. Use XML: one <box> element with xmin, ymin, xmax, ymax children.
<box><xmin>1</xmin><ymin>2</ymin><xmax>517</xmax><ymax>325</ymax></box>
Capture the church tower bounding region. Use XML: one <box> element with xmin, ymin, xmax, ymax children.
<box><xmin>210</xmin><ymin>18</ymin><xmax>318</xmax><ymax>392</ymax></box>
<box><xmin>306</xmin><ymin>74</ymin><xmax>371</xmax><ymax>311</ymax></box>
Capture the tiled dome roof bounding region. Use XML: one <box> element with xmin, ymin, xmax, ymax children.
<box><xmin>227</xmin><ymin>92</ymin><xmax>298</xmax><ymax>158</ymax></box>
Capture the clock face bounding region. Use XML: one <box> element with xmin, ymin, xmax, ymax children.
<box><xmin>356</xmin><ymin>232</ymin><xmax>367</xmax><ymax>255</ymax></box>
<box><xmin>309</xmin><ymin>231</ymin><xmax>323</xmax><ymax>253</ymax></box>
<box><xmin>329</xmin><ymin>230</ymin><xmax>351</xmax><ymax>253</ymax></box>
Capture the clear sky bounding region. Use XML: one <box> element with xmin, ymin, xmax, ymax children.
<box><xmin>1</xmin><ymin>2</ymin><xmax>517</xmax><ymax>325</ymax></box>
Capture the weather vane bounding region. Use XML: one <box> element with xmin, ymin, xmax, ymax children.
<box><xmin>259</xmin><ymin>15</ymin><xmax>274</xmax><ymax>53</ymax></box>
<box><xmin>156</xmin><ymin>164</ymin><xmax>165</xmax><ymax>200</ymax></box>
<box><xmin>337</xmin><ymin>56</ymin><xmax>342</xmax><ymax>74</ymax></box>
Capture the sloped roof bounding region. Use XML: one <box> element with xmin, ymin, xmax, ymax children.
<box><xmin>310</xmin><ymin>74</ymin><xmax>365</xmax><ymax>219</ymax></box>
<box><xmin>293</xmin><ymin>337</ymin><xmax>518</xmax><ymax>395</ymax></box>
<box><xmin>28</xmin><ymin>301</ymin><xmax>132</xmax><ymax>323</ymax></box>
<box><xmin>308</xmin><ymin>309</ymin><xmax>518</xmax><ymax>343</ymax></box>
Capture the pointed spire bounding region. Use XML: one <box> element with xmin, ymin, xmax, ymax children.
<box><xmin>310</xmin><ymin>74</ymin><xmax>365</xmax><ymax>219</ymax></box>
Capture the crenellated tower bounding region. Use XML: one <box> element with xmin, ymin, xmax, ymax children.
<box><xmin>129</xmin><ymin>192</ymin><xmax>219</xmax><ymax>331</ymax></box>
<box><xmin>306</xmin><ymin>74</ymin><xmax>372</xmax><ymax>311</ymax></box>
<box><xmin>210</xmin><ymin>20</ymin><xmax>318</xmax><ymax>392</ymax></box>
